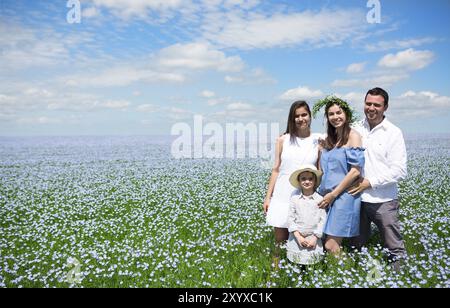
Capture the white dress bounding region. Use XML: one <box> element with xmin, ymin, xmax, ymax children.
<box><xmin>286</xmin><ymin>193</ymin><xmax>327</xmax><ymax>265</ymax></box>
<box><xmin>266</xmin><ymin>133</ymin><xmax>321</xmax><ymax>228</ymax></box>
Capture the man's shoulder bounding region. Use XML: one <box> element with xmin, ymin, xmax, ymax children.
<box><xmin>383</xmin><ymin>118</ymin><xmax>404</xmax><ymax>135</ymax></box>
<box><xmin>351</xmin><ymin>120</ymin><xmax>367</xmax><ymax>134</ymax></box>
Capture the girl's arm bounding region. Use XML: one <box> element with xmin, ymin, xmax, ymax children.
<box><xmin>263</xmin><ymin>135</ymin><xmax>285</xmax><ymax>214</ymax></box>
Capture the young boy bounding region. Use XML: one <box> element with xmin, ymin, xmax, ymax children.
<box><xmin>286</xmin><ymin>164</ymin><xmax>327</xmax><ymax>265</ymax></box>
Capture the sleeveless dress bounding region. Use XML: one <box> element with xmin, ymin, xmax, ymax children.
<box><xmin>266</xmin><ymin>133</ymin><xmax>321</xmax><ymax>228</ymax></box>
<box><xmin>319</xmin><ymin>147</ymin><xmax>365</xmax><ymax>237</ymax></box>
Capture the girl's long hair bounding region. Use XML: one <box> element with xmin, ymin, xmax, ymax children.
<box><xmin>284</xmin><ymin>101</ymin><xmax>311</xmax><ymax>145</ymax></box>
<box><xmin>323</xmin><ymin>103</ymin><xmax>352</xmax><ymax>150</ymax></box>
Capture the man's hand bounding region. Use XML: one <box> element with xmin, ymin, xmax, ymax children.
<box><xmin>348</xmin><ymin>178</ymin><xmax>372</xmax><ymax>196</ymax></box>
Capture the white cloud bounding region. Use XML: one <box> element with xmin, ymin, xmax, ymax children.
<box><xmin>1</xmin><ymin>82</ymin><xmax>133</xmax><ymax>114</ymax></box>
<box><xmin>23</xmin><ymin>88</ymin><xmax>55</xmax><ymax>98</ymax></box>
<box><xmin>136</xmin><ymin>104</ymin><xmax>160</xmax><ymax>113</ymax></box>
<box><xmin>0</xmin><ymin>23</ymin><xmax>70</xmax><ymax>70</ymax></box>
<box><xmin>101</xmin><ymin>100</ymin><xmax>130</xmax><ymax>110</ymax></box>
<box><xmin>157</xmin><ymin>42</ymin><xmax>244</xmax><ymax>72</ymax></box>
<box><xmin>222</xmin><ymin>0</ymin><xmax>261</xmax><ymax>9</ymax></box>
<box><xmin>82</xmin><ymin>6</ymin><xmax>100</xmax><ymax>18</ymax></box>
<box><xmin>60</xmin><ymin>42</ymin><xmax>247</xmax><ymax>88</ymax></box>
<box><xmin>88</xmin><ymin>0</ymin><xmax>187</xmax><ymax>19</ymax></box>
<box><xmin>378</xmin><ymin>48</ymin><xmax>434</xmax><ymax>71</ymax></box>
<box><xmin>334</xmin><ymin>92</ymin><xmax>366</xmax><ymax>106</ymax></box>
<box><xmin>365</xmin><ymin>37</ymin><xmax>438</xmax><ymax>52</ymax></box>
<box><xmin>17</xmin><ymin>116</ymin><xmax>62</xmax><ymax>125</ymax></box>
<box><xmin>206</xmin><ymin>96</ymin><xmax>232</xmax><ymax>106</ymax></box>
<box><xmin>346</xmin><ymin>62</ymin><xmax>366</xmax><ymax>74</ymax></box>
<box><xmin>63</xmin><ymin>66</ymin><xmax>186</xmax><ymax>88</ymax></box>
<box><xmin>203</xmin><ymin>9</ymin><xmax>365</xmax><ymax>50</ymax></box>
<box><xmin>384</xmin><ymin>91</ymin><xmax>450</xmax><ymax>119</ymax></box>
<box><xmin>167</xmin><ymin>107</ymin><xmax>193</xmax><ymax>120</ymax></box>
<box><xmin>225</xmin><ymin>76</ymin><xmax>244</xmax><ymax>83</ymax></box>
<box><xmin>226</xmin><ymin>102</ymin><xmax>253</xmax><ymax>111</ymax></box>
<box><xmin>279</xmin><ymin>86</ymin><xmax>323</xmax><ymax>101</ymax></box>
<box><xmin>331</xmin><ymin>73</ymin><xmax>409</xmax><ymax>88</ymax></box>
<box><xmin>224</xmin><ymin>68</ymin><xmax>276</xmax><ymax>85</ymax></box>
<box><xmin>200</xmin><ymin>90</ymin><xmax>216</xmax><ymax>98</ymax></box>
<box><xmin>206</xmin><ymin>100</ymin><xmax>285</xmax><ymax>123</ymax></box>
<box><xmin>220</xmin><ymin>102</ymin><xmax>256</xmax><ymax>118</ymax></box>
<box><xmin>0</xmin><ymin>94</ymin><xmax>17</xmax><ymax>107</ymax></box>
<box><xmin>396</xmin><ymin>91</ymin><xmax>450</xmax><ymax>109</ymax></box>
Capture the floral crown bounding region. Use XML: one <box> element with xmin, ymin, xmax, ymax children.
<box><xmin>312</xmin><ymin>95</ymin><xmax>358</xmax><ymax>124</ymax></box>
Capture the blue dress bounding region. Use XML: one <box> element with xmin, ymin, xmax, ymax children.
<box><xmin>319</xmin><ymin>147</ymin><xmax>365</xmax><ymax>237</ymax></box>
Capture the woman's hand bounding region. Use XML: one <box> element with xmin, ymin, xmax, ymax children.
<box><xmin>263</xmin><ymin>199</ymin><xmax>270</xmax><ymax>215</ymax></box>
<box><xmin>318</xmin><ymin>192</ymin><xmax>336</xmax><ymax>209</ymax></box>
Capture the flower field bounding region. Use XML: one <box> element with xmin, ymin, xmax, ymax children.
<box><xmin>0</xmin><ymin>135</ymin><xmax>449</xmax><ymax>288</ymax></box>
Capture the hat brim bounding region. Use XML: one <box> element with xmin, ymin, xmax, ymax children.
<box><xmin>289</xmin><ymin>168</ymin><xmax>323</xmax><ymax>190</ymax></box>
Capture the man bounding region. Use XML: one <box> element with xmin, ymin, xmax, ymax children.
<box><xmin>349</xmin><ymin>87</ymin><xmax>407</xmax><ymax>269</ymax></box>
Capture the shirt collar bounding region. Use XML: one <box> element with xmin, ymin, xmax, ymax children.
<box><xmin>363</xmin><ymin>117</ymin><xmax>390</xmax><ymax>132</ymax></box>
<box><xmin>299</xmin><ymin>192</ymin><xmax>319</xmax><ymax>201</ymax></box>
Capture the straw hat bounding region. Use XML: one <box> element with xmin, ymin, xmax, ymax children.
<box><xmin>289</xmin><ymin>164</ymin><xmax>323</xmax><ymax>190</ymax></box>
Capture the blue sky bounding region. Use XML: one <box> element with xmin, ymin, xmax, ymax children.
<box><xmin>1</xmin><ymin>0</ymin><xmax>449</xmax><ymax>136</ymax></box>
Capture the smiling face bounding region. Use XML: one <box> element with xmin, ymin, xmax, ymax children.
<box><xmin>294</xmin><ymin>106</ymin><xmax>311</xmax><ymax>130</ymax></box>
<box><xmin>298</xmin><ymin>171</ymin><xmax>316</xmax><ymax>193</ymax></box>
<box><xmin>365</xmin><ymin>94</ymin><xmax>388</xmax><ymax>129</ymax></box>
<box><xmin>326</xmin><ymin>104</ymin><xmax>347</xmax><ymax>128</ymax></box>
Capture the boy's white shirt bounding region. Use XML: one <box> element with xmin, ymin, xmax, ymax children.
<box><xmin>288</xmin><ymin>192</ymin><xmax>326</xmax><ymax>238</ymax></box>
<box><xmin>352</xmin><ymin>117</ymin><xmax>407</xmax><ymax>203</ymax></box>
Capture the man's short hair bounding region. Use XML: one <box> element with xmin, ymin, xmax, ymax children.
<box><xmin>365</xmin><ymin>87</ymin><xmax>389</xmax><ymax>107</ymax></box>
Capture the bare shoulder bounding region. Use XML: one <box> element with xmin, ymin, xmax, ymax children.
<box><xmin>276</xmin><ymin>134</ymin><xmax>287</xmax><ymax>145</ymax></box>
<box><xmin>348</xmin><ymin>129</ymin><xmax>362</xmax><ymax>147</ymax></box>
<box><xmin>349</xmin><ymin>129</ymin><xmax>361</xmax><ymax>138</ymax></box>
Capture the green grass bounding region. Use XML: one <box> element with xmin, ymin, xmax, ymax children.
<box><xmin>0</xmin><ymin>144</ymin><xmax>449</xmax><ymax>288</ymax></box>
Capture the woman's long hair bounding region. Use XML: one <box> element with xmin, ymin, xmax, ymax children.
<box><xmin>284</xmin><ymin>101</ymin><xmax>311</xmax><ymax>145</ymax></box>
<box><xmin>323</xmin><ymin>103</ymin><xmax>352</xmax><ymax>150</ymax></box>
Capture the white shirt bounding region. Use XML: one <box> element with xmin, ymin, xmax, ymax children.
<box><xmin>353</xmin><ymin>118</ymin><xmax>407</xmax><ymax>203</ymax></box>
<box><xmin>287</xmin><ymin>192</ymin><xmax>326</xmax><ymax>238</ymax></box>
